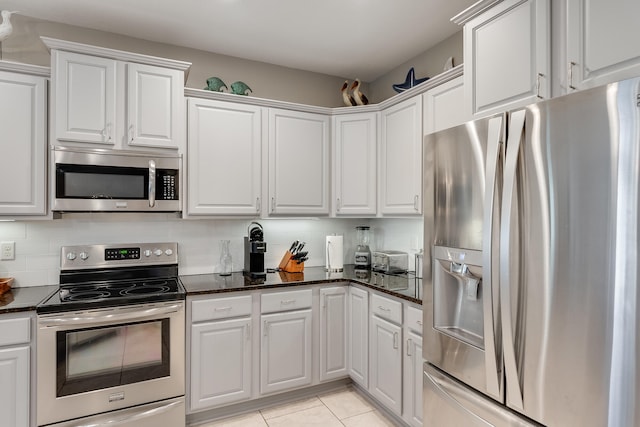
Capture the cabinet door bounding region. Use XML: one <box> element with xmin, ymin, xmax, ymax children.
<box><xmin>423</xmin><ymin>76</ymin><xmax>468</xmax><ymax>135</ymax></box>
<box><xmin>319</xmin><ymin>287</ymin><xmax>348</xmax><ymax>381</ymax></box>
<box><xmin>53</xmin><ymin>50</ymin><xmax>117</xmax><ymax>145</ymax></box>
<box><xmin>348</xmin><ymin>287</ymin><xmax>369</xmax><ymax>387</ymax></box>
<box><xmin>268</xmin><ymin>109</ymin><xmax>329</xmax><ymax>215</ymax></box>
<box><xmin>187</xmin><ymin>99</ymin><xmax>262</xmax><ymax>215</ymax></box>
<box><xmin>403</xmin><ymin>331</ymin><xmax>423</xmax><ymax>427</ymax></box>
<box><xmin>370</xmin><ymin>315</ymin><xmax>402</xmax><ymax>415</ymax></box>
<box><xmin>190</xmin><ymin>318</ymin><xmax>252</xmax><ymax>410</ymax></box>
<box><xmin>0</xmin><ymin>71</ymin><xmax>47</xmax><ymax>215</ymax></box>
<box><xmin>567</xmin><ymin>0</ymin><xmax>640</xmax><ymax>91</ymax></box>
<box><xmin>127</xmin><ymin>63</ymin><xmax>183</xmax><ymax>150</ymax></box>
<box><xmin>260</xmin><ymin>309</ymin><xmax>312</xmax><ymax>394</ymax></box>
<box><xmin>333</xmin><ymin>113</ymin><xmax>377</xmax><ymax>215</ymax></box>
<box><xmin>0</xmin><ymin>346</ymin><xmax>30</xmax><ymax>427</ymax></box>
<box><xmin>380</xmin><ymin>96</ymin><xmax>422</xmax><ymax>215</ymax></box>
<box><xmin>464</xmin><ymin>0</ymin><xmax>550</xmax><ymax>116</ymax></box>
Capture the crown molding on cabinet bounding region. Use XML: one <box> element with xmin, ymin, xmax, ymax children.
<box><xmin>0</xmin><ymin>60</ymin><xmax>50</xmax><ymax>77</ymax></box>
<box><xmin>185</xmin><ymin>64</ymin><xmax>463</xmax><ymax>115</ymax></box>
<box><xmin>40</xmin><ymin>37</ymin><xmax>192</xmax><ymax>82</ymax></box>
<box><xmin>451</xmin><ymin>0</ymin><xmax>504</xmax><ymax>25</ymax></box>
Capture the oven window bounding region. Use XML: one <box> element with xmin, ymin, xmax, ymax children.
<box><xmin>56</xmin><ymin>164</ymin><xmax>148</xmax><ymax>200</ymax></box>
<box><xmin>56</xmin><ymin>319</ymin><xmax>170</xmax><ymax>397</ymax></box>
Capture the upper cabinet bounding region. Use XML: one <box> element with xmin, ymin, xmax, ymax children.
<box><xmin>380</xmin><ymin>96</ymin><xmax>423</xmax><ymax>215</ymax></box>
<box><xmin>457</xmin><ymin>0</ymin><xmax>550</xmax><ymax>116</ymax></box>
<box><xmin>186</xmin><ymin>98</ymin><xmax>262</xmax><ymax>216</ymax></box>
<box><xmin>423</xmin><ymin>75</ymin><xmax>469</xmax><ymax>135</ymax></box>
<box><xmin>566</xmin><ymin>0</ymin><xmax>640</xmax><ymax>91</ymax></box>
<box><xmin>0</xmin><ymin>68</ymin><xmax>48</xmax><ymax>216</ymax></box>
<box><xmin>45</xmin><ymin>38</ymin><xmax>190</xmax><ymax>153</ymax></box>
<box><xmin>332</xmin><ymin>112</ymin><xmax>377</xmax><ymax>216</ymax></box>
<box><xmin>267</xmin><ymin>108</ymin><xmax>330</xmax><ymax>216</ymax></box>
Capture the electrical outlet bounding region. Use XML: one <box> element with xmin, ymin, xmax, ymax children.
<box><xmin>1</xmin><ymin>241</ymin><xmax>15</xmax><ymax>260</ymax></box>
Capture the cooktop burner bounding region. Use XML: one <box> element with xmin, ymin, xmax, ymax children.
<box><xmin>37</xmin><ymin>242</ymin><xmax>185</xmax><ymax>314</ymax></box>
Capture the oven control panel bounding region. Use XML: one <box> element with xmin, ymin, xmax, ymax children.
<box><xmin>61</xmin><ymin>243</ymin><xmax>178</xmax><ymax>270</ymax></box>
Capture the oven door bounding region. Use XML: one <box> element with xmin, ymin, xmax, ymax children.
<box><xmin>37</xmin><ymin>301</ymin><xmax>185</xmax><ymax>426</ymax></box>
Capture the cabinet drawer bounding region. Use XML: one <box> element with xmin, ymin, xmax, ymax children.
<box><xmin>192</xmin><ymin>295</ymin><xmax>252</xmax><ymax>322</ymax></box>
<box><xmin>0</xmin><ymin>316</ymin><xmax>30</xmax><ymax>346</ymax></box>
<box><xmin>371</xmin><ymin>293</ymin><xmax>402</xmax><ymax>324</ymax></box>
<box><xmin>261</xmin><ymin>289</ymin><xmax>312</xmax><ymax>313</ymax></box>
<box><xmin>406</xmin><ymin>305</ymin><xmax>423</xmax><ymax>335</ymax></box>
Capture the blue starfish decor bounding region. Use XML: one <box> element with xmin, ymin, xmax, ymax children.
<box><xmin>392</xmin><ymin>67</ymin><xmax>429</xmax><ymax>93</ymax></box>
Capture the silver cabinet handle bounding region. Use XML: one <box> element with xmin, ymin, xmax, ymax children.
<box><xmin>256</xmin><ymin>197</ymin><xmax>261</xmax><ymax>212</ymax></box>
<box><xmin>393</xmin><ymin>332</ymin><xmax>399</xmax><ymax>349</ymax></box>
<box><xmin>245</xmin><ymin>323</ymin><xmax>251</xmax><ymax>340</ymax></box>
<box><xmin>263</xmin><ymin>320</ymin><xmax>268</xmax><ymax>337</ymax></box>
<box><xmin>213</xmin><ymin>306</ymin><xmax>232</xmax><ymax>312</ymax></box>
<box><xmin>336</xmin><ymin>198</ymin><xmax>341</xmax><ymax>212</ymax></box>
<box><xmin>129</xmin><ymin>124</ymin><xmax>135</xmax><ymax>142</ymax></box>
<box><xmin>414</xmin><ymin>195</ymin><xmax>419</xmax><ymax>211</ymax></box>
<box><xmin>536</xmin><ymin>73</ymin><xmax>544</xmax><ymax>99</ymax></box>
<box><xmin>406</xmin><ymin>338</ymin><xmax>412</xmax><ymax>356</ymax></box>
<box><xmin>271</xmin><ymin>197</ymin><xmax>275</xmax><ymax>212</ymax></box>
<box><xmin>148</xmin><ymin>159</ymin><xmax>156</xmax><ymax>208</ymax></box>
<box><xmin>378</xmin><ymin>305</ymin><xmax>391</xmax><ymax>312</ymax></box>
<box><xmin>416</xmin><ymin>320</ymin><xmax>423</xmax><ymax>326</ymax></box>
<box><xmin>280</xmin><ymin>299</ymin><xmax>296</xmax><ymax>305</ymax></box>
<box><xmin>568</xmin><ymin>61</ymin><xmax>577</xmax><ymax>90</ymax></box>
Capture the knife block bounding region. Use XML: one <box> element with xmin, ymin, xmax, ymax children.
<box><xmin>278</xmin><ymin>251</ymin><xmax>304</xmax><ymax>272</ymax></box>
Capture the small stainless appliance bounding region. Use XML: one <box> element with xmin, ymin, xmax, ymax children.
<box><xmin>354</xmin><ymin>226</ymin><xmax>371</xmax><ymax>269</ymax></box>
<box><xmin>243</xmin><ymin>222</ymin><xmax>267</xmax><ymax>279</ymax></box>
<box><xmin>371</xmin><ymin>250</ymin><xmax>408</xmax><ymax>273</ymax></box>
<box><xmin>36</xmin><ymin>242</ymin><xmax>186</xmax><ymax>427</ymax></box>
<box><xmin>52</xmin><ymin>146</ymin><xmax>181</xmax><ymax>213</ymax></box>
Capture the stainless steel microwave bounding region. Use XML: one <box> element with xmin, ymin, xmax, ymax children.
<box><xmin>52</xmin><ymin>146</ymin><xmax>181</xmax><ymax>212</ymax></box>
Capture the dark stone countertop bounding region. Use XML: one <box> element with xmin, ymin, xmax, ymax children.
<box><xmin>181</xmin><ymin>265</ymin><xmax>422</xmax><ymax>305</ymax></box>
<box><xmin>0</xmin><ymin>285</ymin><xmax>58</xmax><ymax>314</ymax></box>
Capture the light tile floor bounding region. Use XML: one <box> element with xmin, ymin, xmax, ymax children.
<box><xmin>197</xmin><ymin>387</ymin><xmax>398</xmax><ymax>427</ymax></box>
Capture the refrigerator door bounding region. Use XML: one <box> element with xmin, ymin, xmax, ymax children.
<box><xmin>423</xmin><ymin>115</ymin><xmax>505</xmax><ymax>402</ymax></box>
<box><xmin>423</xmin><ymin>363</ymin><xmax>537</xmax><ymax>427</ymax></box>
<box><xmin>501</xmin><ymin>77</ymin><xmax>640</xmax><ymax>426</ymax></box>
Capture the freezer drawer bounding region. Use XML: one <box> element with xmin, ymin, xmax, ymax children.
<box><xmin>423</xmin><ymin>364</ymin><xmax>537</xmax><ymax>427</ymax></box>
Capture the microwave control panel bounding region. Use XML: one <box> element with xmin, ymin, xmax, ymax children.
<box><xmin>158</xmin><ymin>170</ymin><xmax>178</xmax><ymax>200</ymax></box>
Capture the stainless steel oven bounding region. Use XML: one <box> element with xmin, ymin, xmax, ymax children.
<box><xmin>36</xmin><ymin>243</ymin><xmax>186</xmax><ymax>427</ymax></box>
<box><xmin>52</xmin><ymin>146</ymin><xmax>181</xmax><ymax>213</ymax></box>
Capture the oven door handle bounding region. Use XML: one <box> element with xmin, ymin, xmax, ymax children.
<box><xmin>74</xmin><ymin>398</ymin><xmax>183</xmax><ymax>427</ymax></box>
<box><xmin>39</xmin><ymin>303</ymin><xmax>182</xmax><ymax>327</ymax></box>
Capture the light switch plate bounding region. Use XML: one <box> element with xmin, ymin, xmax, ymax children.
<box><xmin>1</xmin><ymin>241</ymin><xmax>15</xmax><ymax>260</ymax></box>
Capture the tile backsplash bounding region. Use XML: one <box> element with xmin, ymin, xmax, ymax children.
<box><xmin>0</xmin><ymin>217</ymin><xmax>423</xmax><ymax>287</ymax></box>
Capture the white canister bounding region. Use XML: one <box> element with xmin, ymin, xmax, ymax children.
<box><xmin>325</xmin><ymin>235</ymin><xmax>344</xmax><ymax>272</ymax></box>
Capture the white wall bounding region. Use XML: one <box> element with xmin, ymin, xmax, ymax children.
<box><xmin>0</xmin><ymin>217</ymin><xmax>423</xmax><ymax>287</ymax></box>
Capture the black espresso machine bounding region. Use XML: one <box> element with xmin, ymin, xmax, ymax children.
<box><xmin>243</xmin><ymin>222</ymin><xmax>267</xmax><ymax>279</ymax></box>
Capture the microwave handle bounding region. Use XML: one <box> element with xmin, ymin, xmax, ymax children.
<box><xmin>149</xmin><ymin>160</ymin><xmax>156</xmax><ymax>207</ymax></box>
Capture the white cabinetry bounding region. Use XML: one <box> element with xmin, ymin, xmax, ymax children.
<box><xmin>460</xmin><ymin>0</ymin><xmax>550</xmax><ymax>116</ymax></box>
<box><xmin>260</xmin><ymin>289</ymin><xmax>313</xmax><ymax>394</ymax></box>
<box><xmin>423</xmin><ymin>75</ymin><xmax>468</xmax><ymax>135</ymax></box>
<box><xmin>348</xmin><ymin>286</ymin><xmax>369</xmax><ymax>387</ymax></box>
<box><xmin>187</xmin><ymin>98</ymin><xmax>262</xmax><ymax>215</ymax></box>
<box><xmin>403</xmin><ymin>305</ymin><xmax>423</xmax><ymax>427</ymax></box>
<box><xmin>380</xmin><ymin>96</ymin><xmax>422</xmax><ymax>215</ymax></box>
<box><xmin>267</xmin><ymin>108</ymin><xmax>329</xmax><ymax>215</ymax></box>
<box><xmin>369</xmin><ymin>293</ymin><xmax>403</xmax><ymax>415</ymax></box>
<box><xmin>319</xmin><ymin>287</ymin><xmax>348</xmax><ymax>381</ymax></box>
<box><xmin>0</xmin><ymin>315</ymin><xmax>31</xmax><ymax>427</ymax></box>
<box><xmin>332</xmin><ymin>112</ymin><xmax>377</xmax><ymax>216</ymax></box>
<box><xmin>566</xmin><ymin>0</ymin><xmax>640</xmax><ymax>91</ymax></box>
<box><xmin>49</xmin><ymin>42</ymin><xmax>188</xmax><ymax>152</ymax></box>
<box><xmin>189</xmin><ymin>295</ymin><xmax>253</xmax><ymax>411</ymax></box>
<box><xmin>0</xmin><ymin>69</ymin><xmax>47</xmax><ymax>216</ymax></box>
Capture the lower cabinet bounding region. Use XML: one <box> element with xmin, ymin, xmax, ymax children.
<box><xmin>369</xmin><ymin>293</ymin><xmax>403</xmax><ymax>416</ymax></box>
<box><xmin>0</xmin><ymin>315</ymin><xmax>31</xmax><ymax>427</ymax></box>
<box><xmin>348</xmin><ymin>286</ymin><xmax>369</xmax><ymax>387</ymax></box>
<box><xmin>319</xmin><ymin>287</ymin><xmax>348</xmax><ymax>381</ymax></box>
<box><xmin>403</xmin><ymin>330</ymin><xmax>423</xmax><ymax>427</ymax></box>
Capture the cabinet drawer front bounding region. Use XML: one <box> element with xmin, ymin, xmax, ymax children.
<box><xmin>261</xmin><ymin>289</ymin><xmax>312</xmax><ymax>313</ymax></box>
<box><xmin>371</xmin><ymin>293</ymin><xmax>402</xmax><ymax>324</ymax></box>
<box><xmin>192</xmin><ymin>295</ymin><xmax>252</xmax><ymax>322</ymax></box>
<box><xmin>406</xmin><ymin>305</ymin><xmax>423</xmax><ymax>335</ymax></box>
<box><xmin>0</xmin><ymin>317</ymin><xmax>30</xmax><ymax>346</ymax></box>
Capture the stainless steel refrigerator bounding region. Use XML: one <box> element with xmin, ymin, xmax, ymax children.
<box><xmin>422</xmin><ymin>77</ymin><xmax>640</xmax><ymax>426</ymax></box>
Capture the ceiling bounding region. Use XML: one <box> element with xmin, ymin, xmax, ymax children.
<box><xmin>1</xmin><ymin>0</ymin><xmax>476</xmax><ymax>82</ymax></box>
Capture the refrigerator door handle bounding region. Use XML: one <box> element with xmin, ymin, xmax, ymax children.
<box><xmin>500</xmin><ymin>109</ymin><xmax>526</xmax><ymax>411</ymax></box>
<box><xmin>481</xmin><ymin>114</ymin><xmax>505</xmax><ymax>401</ymax></box>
